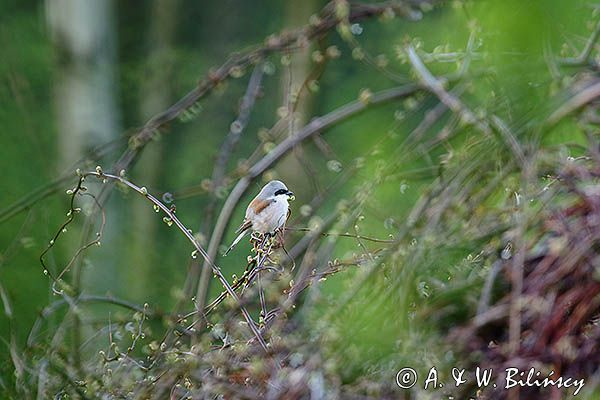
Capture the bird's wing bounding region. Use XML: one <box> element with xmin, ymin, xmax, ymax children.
<box><xmin>225</xmin><ymin>197</ymin><xmax>276</xmax><ymax>256</ymax></box>
<box><xmin>247</xmin><ymin>197</ymin><xmax>275</xmax><ymax>216</ymax></box>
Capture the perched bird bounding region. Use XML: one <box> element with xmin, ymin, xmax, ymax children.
<box><xmin>224</xmin><ymin>180</ymin><xmax>294</xmax><ymax>255</ymax></box>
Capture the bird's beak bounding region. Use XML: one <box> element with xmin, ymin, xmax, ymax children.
<box><xmin>287</xmin><ymin>191</ymin><xmax>295</xmax><ymax>201</ymax></box>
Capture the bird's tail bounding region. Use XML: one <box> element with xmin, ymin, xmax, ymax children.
<box><xmin>223</xmin><ymin>228</ymin><xmax>250</xmax><ymax>256</ymax></box>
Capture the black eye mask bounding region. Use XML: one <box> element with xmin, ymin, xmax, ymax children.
<box><xmin>274</xmin><ymin>189</ymin><xmax>288</xmax><ymax>196</ymax></box>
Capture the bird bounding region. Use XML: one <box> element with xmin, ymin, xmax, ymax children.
<box><xmin>224</xmin><ymin>180</ymin><xmax>294</xmax><ymax>256</ymax></box>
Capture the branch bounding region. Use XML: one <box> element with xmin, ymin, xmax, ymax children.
<box><xmin>558</xmin><ymin>18</ymin><xmax>600</xmax><ymax>66</ymax></box>
<box><xmin>111</xmin><ymin>1</ymin><xmax>424</xmax><ymax>175</ymax></box>
<box><xmin>546</xmin><ymin>77</ymin><xmax>600</xmax><ymax>125</ymax></box>
<box><xmin>405</xmin><ymin>44</ymin><xmax>492</xmax><ymax>136</ymax></box>
<box><xmin>186</xmin><ymin>65</ymin><xmax>266</xmax><ymax>316</ymax></box>
<box><xmin>1</xmin><ymin>1</ymin><xmax>426</xmax><ymax>226</ymax></box>
<box><xmin>27</xmin><ymin>294</ymin><xmax>154</xmax><ymax>347</ymax></box>
<box><xmin>406</xmin><ymin>45</ymin><xmax>530</xmax><ymax>170</ymax></box>
<box><xmin>213</xmin><ymin>63</ymin><xmax>265</xmax><ymax>189</ymax></box>
<box><xmin>195</xmin><ymin>83</ymin><xmax>420</xmax><ymax>312</ymax></box>
<box><xmin>42</xmin><ymin>170</ymin><xmax>269</xmax><ymax>352</ymax></box>
<box><xmin>285</xmin><ymin>226</ymin><xmax>395</xmax><ymax>243</ymax></box>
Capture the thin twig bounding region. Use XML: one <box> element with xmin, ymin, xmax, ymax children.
<box><xmin>0</xmin><ymin>138</ymin><xmax>124</xmax><ymax>224</ymax></box>
<box><xmin>285</xmin><ymin>226</ymin><xmax>395</xmax><ymax>243</ymax></box>
<box><xmin>43</xmin><ymin>171</ymin><xmax>269</xmax><ymax>352</ymax></box>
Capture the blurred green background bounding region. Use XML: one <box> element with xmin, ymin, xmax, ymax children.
<box><xmin>0</xmin><ymin>0</ymin><xmax>596</xmax><ymax>397</ymax></box>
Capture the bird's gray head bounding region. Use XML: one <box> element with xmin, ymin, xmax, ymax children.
<box><xmin>260</xmin><ymin>180</ymin><xmax>294</xmax><ymax>199</ymax></box>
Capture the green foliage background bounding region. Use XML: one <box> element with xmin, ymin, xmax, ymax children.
<box><xmin>0</xmin><ymin>0</ymin><xmax>597</xmax><ymax>397</ymax></box>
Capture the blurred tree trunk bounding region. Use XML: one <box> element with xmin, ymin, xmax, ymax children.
<box><xmin>279</xmin><ymin>0</ymin><xmax>319</xmax><ymax>183</ymax></box>
<box><xmin>46</xmin><ymin>0</ymin><xmax>119</xmax><ymax>168</ymax></box>
<box><xmin>46</xmin><ymin>0</ymin><xmax>120</xmax><ymax>285</ymax></box>
<box><xmin>46</xmin><ymin>0</ymin><xmax>121</xmax><ymax>282</ymax></box>
<box><xmin>283</xmin><ymin>0</ymin><xmax>318</xmax><ymax>128</ymax></box>
<box><xmin>45</xmin><ymin>0</ymin><xmax>120</xmax><ymax>369</ymax></box>
<box><xmin>128</xmin><ymin>0</ymin><xmax>179</xmax><ymax>299</ymax></box>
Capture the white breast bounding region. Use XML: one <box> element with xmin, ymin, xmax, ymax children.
<box><xmin>249</xmin><ymin>197</ymin><xmax>289</xmax><ymax>234</ymax></box>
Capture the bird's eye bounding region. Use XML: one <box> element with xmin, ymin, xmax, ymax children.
<box><xmin>274</xmin><ymin>189</ymin><xmax>287</xmax><ymax>196</ymax></box>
